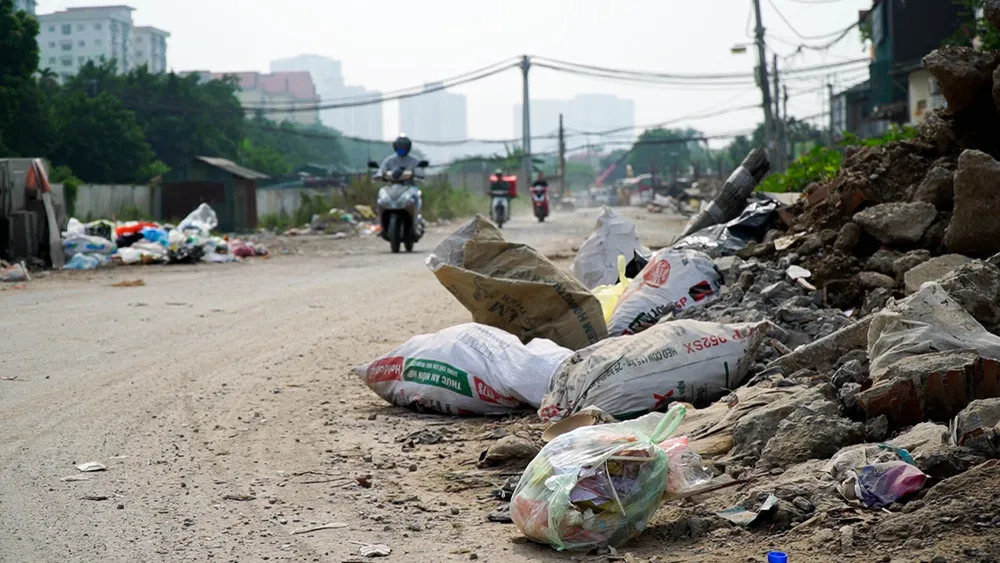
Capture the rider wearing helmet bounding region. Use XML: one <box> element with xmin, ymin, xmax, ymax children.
<box><xmin>377</xmin><ymin>134</ymin><xmax>422</xmax><ymax>177</ymax></box>
<box><xmin>489</xmin><ymin>169</ymin><xmax>511</xmax><ymax>197</ymax></box>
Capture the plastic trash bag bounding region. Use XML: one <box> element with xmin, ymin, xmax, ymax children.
<box><xmin>511</xmin><ymin>404</ymin><xmax>700</xmax><ymax>551</ymax></box>
<box><xmin>63</xmin><ymin>234</ymin><xmax>116</xmax><ymax>256</ymax></box>
<box><xmin>65</xmin><ymin>217</ymin><xmax>85</xmax><ymax>237</ymax></box>
<box><xmin>592</xmin><ymin>256</ymin><xmax>630</xmax><ymax>323</ymax></box>
<box><xmin>607</xmin><ymin>248</ymin><xmax>723</xmax><ymax>336</ymax></box>
<box><xmin>355</xmin><ymin>323</ymin><xmax>573</xmax><ymax>416</ymax></box>
<box><xmin>64</xmin><ymin>253</ymin><xmax>105</xmax><ymax>270</ymax></box>
<box><xmin>573</xmin><ymin>207</ymin><xmax>650</xmax><ymax>290</ymax></box>
<box><xmin>540</xmin><ymin>320</ymin><xmax>766</xmax><ymax>422</ymax></box>
<box><xmin>178</xmin><ymin>203</ymin><xmax>219</xmax><ymax>235</ymax></box>
<box><xmin>140</xmin><ymin>226</ymin><xmax>170</xmax><ymax>246</ymax></box>
<box><xmin>0</xmin><ymin>261</ymin><xmax>29</xmax><ymax>282</ymax></box>
<box><xmin>672</xmin><ymin>198</ymin><xmax>782</xmax><ymax>258</ymax></box>
<box><xmin>827</xmin><ymin>444</ymin><xmax>926</xmax><ymax>508</ymax></box>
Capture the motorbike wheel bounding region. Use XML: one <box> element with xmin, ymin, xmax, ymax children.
<box><xmin>537</xmin><ymin>215</ymin><xmax>545</xmax><ymax>223</ymax></box>
<box><xmin>388</xmin><ymin>214</ymin><xmax>401</xmax><ymax>254</ymax></box>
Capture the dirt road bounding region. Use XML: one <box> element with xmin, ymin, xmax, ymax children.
<box><xmin>1</xmin><ymin>208</ymin><xmax>708</xmax><ymax>563</ymax></box>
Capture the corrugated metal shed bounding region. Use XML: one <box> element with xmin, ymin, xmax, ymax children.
<box><xmin>195</xmin><ymin>157</ymin><xmax>269</xmax><ymax>181</ymax></box>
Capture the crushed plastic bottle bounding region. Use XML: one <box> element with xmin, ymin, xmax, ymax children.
<box><xmin>767</xmin><ymin>551</ymin><xmax>788</xmax><ymax>563</ymax></box>
<box><xmin>64</xmin><ymin>253</ymin><xmax>102</xmax><ymax>270</ymax></box>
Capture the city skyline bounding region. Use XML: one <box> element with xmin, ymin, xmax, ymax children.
<box><xmin>31</xmin><ymin>0</ymin><xmax>875</xmax><ymax>146</ymax></box>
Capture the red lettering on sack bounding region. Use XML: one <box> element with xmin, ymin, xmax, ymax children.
<box><xmin>474</xmin><ymin>376</ymin><xmax>519</xmax><ymax>406</ymax></box>
<box><xmin>642</xmin><ymin>259</ymin><xmax>671</xmax><ymax>289</ymax></box>
<box><xmin>367</xmin><ymin>356</ymin><xmax>404</xmax><ymax>384</ymax></box>
<box><xmin>682</xmin><ymin>334</ymin><xmax>728</xmax><ymax>354</ymax></box>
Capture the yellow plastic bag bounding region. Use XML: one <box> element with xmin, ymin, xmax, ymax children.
<box><xmin>591</xmin><ymin>255</ymin><xmax>629</xmax><ymax>322</ymax></box>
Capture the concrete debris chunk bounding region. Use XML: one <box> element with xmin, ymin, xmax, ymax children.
<box><xmin>946</xmin><ymin>150</ymin><xmax>1000</xmax><ymax>257</ymax></box>
<box><xmin>853</xmin><ymin>202</ymin><xmax>938</xmax><ymax>246</ymax></box>
<box><xmin>903</xmin><ymin>254</ymin><xmax>971</xmax><ymax>294</ymax></box>
<box><xmin>759</xmin><ymin>401</ymin><xmax>865</xmax><ymax>468</ymax></box>
<box><xmin>922</xmin><ymin>47</ymin><xmax>1000</xmax><ymax>114</ymax></box>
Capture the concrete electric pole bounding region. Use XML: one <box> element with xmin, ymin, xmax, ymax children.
<box><xmin>827</xmin><ymin>81</ymin><xmax>835</xmax><ymax>146</ymax></box>
<box><xmin>520</xmin><ymin>55</ymin><xmax>532</xmax><ymax>189</ymax></box>
<box><xmin>558</xmin><ymin>113</ymin><xmax>566</xmax><ymax>197</ymax></box>
<box><xmin>772</xmin><ymin>53</ymin><xmax>782</xmax><ymax>171</ymax></box>
<box><xmin>783</xmin><ymin>84</ymin><xmax>790</xmax><ymax>161</ymax></box>
<box><xmin>752</xmin><ymin>0</ymin><xmax>775</xmax><ymax>158</ymax></box>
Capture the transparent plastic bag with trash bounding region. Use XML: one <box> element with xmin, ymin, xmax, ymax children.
<box><xmin>177</xmin><ymin>203</ymin><xmax>219</xmax><ymax>236</ymax></box>
<box><xmin>64</xmin><ymin>253</ymin><xmax>108</xmax><ymax>270</ymax></box>
<box><xmin>511</xmin><ymin>404</ymin><xmax>711</xmax><ymax>551</ymax></box>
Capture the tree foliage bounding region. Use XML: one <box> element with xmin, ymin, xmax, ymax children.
<box><xmin>948</xmin><ymin>0</ymin><xmax>1000</xmax><ymax>50</ymax></box>
<box><xmin>627</xmin><ymin>127</ymin><xmax>702</xmax><ymax>180</ymax></box>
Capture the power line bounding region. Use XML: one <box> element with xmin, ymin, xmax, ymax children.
<box><xmin>765</xmin><ymin>0</ymin><xmax>856</xmax><ymax>40</ymax></box>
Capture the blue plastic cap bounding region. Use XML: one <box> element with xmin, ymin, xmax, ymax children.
<box><xmin>767</xmin><ymin>552</ymin><xmax>788</xmax><ymax>563</ymax></box>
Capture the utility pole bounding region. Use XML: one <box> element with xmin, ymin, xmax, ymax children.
<box><xmin>520</xmin><ymin>55</ymin><xmax>532</xmax><ymax>190</ymax></box>
<box><xmin>752</xmin><ymin>0</ymin><xmax>775</xmax><ymax>158</ymax></box>
<box><xmin>827</xmin><ymin>81</ymin><xmax>835</xmax><ymax>147</ymax></box>
<box><xmin>557</xmin><ymin>113</ymin><xmax>566</xmax><ymax>197</ymax></box>
<box><xmin>783</xmin><ymin>85</ymin><xmax>790</xmax><ymax>161</ymax></box>
<box><xmin>772</xmin><ymin>53</ymin><xmax>782</xmax><ymax>171</ymax></box>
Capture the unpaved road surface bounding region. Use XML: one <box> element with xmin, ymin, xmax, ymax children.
<box><xmin>0</xmin><ymin>208</ymin><xmax>698</xmax><ymax>563</ymax></box>
<box><xmin>5</xmin><ymin>208</ymin><xmax>988</xmax><ymax>563</ymax></box>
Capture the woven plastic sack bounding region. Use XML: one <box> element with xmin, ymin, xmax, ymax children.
<box><xmin>607</xmin><ymin>248</ymin><xmax>722</xmax><ymax>336</ymax></box>
<box><xmin>573</xmin><ymin>207</ymin><xmax>650</xmax><ymax>290</ymax></box>
<box><xmin>355</xmin><ymin>323</ymin><xmax>572</xmax><ymax>416</ymax></box>
<box><xmin>510</xmin><ymin>404</ymin><xmax>689</xmax><ymax>551</ymax></box>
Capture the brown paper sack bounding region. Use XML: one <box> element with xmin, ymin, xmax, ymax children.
<box><xmin>426</xmin><ymin>215</ymin><xmax>608</xmax><ymax>350</ymax></box>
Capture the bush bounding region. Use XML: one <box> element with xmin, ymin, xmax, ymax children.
<box><xmin>759</xmin><ymin>125</ymin><xmax>917</xmax><ymax>193</ymax></box>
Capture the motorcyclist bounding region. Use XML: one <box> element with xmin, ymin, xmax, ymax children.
<box><xmin>531</xmin><ymin>171</ymin><xmax>549</xmax><ymax>190</ymax></box>
<box><xmin>489</xmin><ymin>169</ymin><xmax>511</xmax><ymax>197</ymax></box>
<box><xmin>376</xmin><ymin>133</ymin><xmax>425</xmax><ymax>233</ymax></box>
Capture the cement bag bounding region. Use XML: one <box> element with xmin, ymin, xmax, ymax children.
<box><xmin>540</xmin><ymin>320</ymin><xmax>765</xmax><ymax>422</ymax></box>
<box><xmin>607</xmin><ymin>248</ymin><xmax>723</xmax><ymax>336</ymax></box>
<box><xmin>573</xmin><ymin>207</ymin><xmax>650</xmax><ymax>290</ymax></box>
<box><xmin>868</xmin><ymin>282</ymin><xmax>1000</xmax><ymax>378</ymax></box>
<box><xmin>355</xmin><ymin>323</ymin><xmax>573</xmax><ymax>416</ymax></box>
<box><xmin>63</xmin><ymin>234</ymin><xmax>116</xmax><ymax>256</ymax></box>
<box><xmin>427</xmin><ymin>216</ymin><xmax>607</xmax><ymax>350</ymax></box>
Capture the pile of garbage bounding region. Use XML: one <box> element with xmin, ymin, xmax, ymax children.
<box><xmin>348</xmin><ymin>44</ymin><xmax>1000</xmax><ymax>556</ymax></box>
<box><xmin>60</xmin><ymin>203</ymin><xmax>268</xmax><ymax>270</ymax></box>
<box><xmin>281</xmin><ymin>204</ymin><xmax>380</xmax><ymax>238</ymax></box>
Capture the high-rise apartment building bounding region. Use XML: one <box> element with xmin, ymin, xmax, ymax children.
<box><xmin>270</xmin><ymin>55</ymin><xmax>383</xmax><ymax>140</ymax></box>
<box><xmin>185</xmin><ymin>70</ymin><xmax>321</xmax><ymax>127</ymax></box>
<box><xmin>514</xmin><ymin>94</ymin><xmax>636</xmax><ymax>155</ymax></box>
<box><xmin>14</xmin><ymin>0</ymin><xmax>36</xmax><ymax>15</ymax></box>
<box><xmin>36</xmin><ymin>6</ymin><xmax>169</xmax><ymax>83</ymax></box>
<box><xmin>399</xmin><ymin>82</ymin><xmax>468</xmax><ymax>165</ymax></box>
<box><xmin>131</xmin><ymin>26</ymin><xmax>169</xmax><ymax>73</ymax></box>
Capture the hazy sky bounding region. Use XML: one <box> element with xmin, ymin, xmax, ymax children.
<box><xmin>43</xmin><ymin>0</ymin><xmax>873</xmax><ymax>148</ymax></box>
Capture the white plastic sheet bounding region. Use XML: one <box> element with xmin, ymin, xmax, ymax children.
<box><xmin>573</xmin><ymin>207</ymin><xmax>650</xmax><ymax>290</ymax></box>
<box><xmin>178</xmin><ymin>203</ymin><xmax>219</xmax><ymax>235</ymax></box>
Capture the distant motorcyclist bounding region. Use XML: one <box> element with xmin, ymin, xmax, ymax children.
<box><xmin>531</xmin><ymin>171</ymin><xmax>549</xmax><ymax>190</ymax></box>
<box><xmin>489</xmin><ymin>169</ymin><xmax>512</xmax><ymax>198</ymax></box>
<box><xmin>377</xmin><ymin>134</ymin><xmax>422</xmax><ymax>178</ymax></box>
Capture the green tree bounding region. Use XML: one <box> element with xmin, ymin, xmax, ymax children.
<box><xmin>236</xmin><ymin>138</ymin><xmax>291</xmax><ymax>177</ymax></box>
<box><xmin>627</xmin><ymin>128</ymin><xmax>702</xmax><ymax>180</ymax></box>
<box><xmin>948</xmin><ymin>0</ymin><xmax>1000</xmax><ymax>50</ymax></box>
<box><xmin>0</xmin><ymin>0</ymin><xmax>42</xmax><ymax>156</ymax></box>
<box><xmin>52</xmin><ymin>92</ymin><xmax>159</xmax><ymax>183</ymax></box>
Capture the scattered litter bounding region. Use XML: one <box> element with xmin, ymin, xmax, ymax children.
<box><xmin>60</xmin><ymin>475</ymin><xmax>91</xmax><ymax>482</ymax></box>
<box><xmin>111</xmin><ymin>279</ymin><xmax>145</xmax><ymax>288</ymax></box>
<box><xmin>0</xmin><ymin>261</ymin><xmax>30</xmax><ymax>283</ymax></box>
<box><xmin>786</xmin><ymin>265</ymin><xmax>811</xmax><ymax>281</ymax></box>
<box><xmin>827</xmin><ymin>444</ymin><xmax>926</xmax><ymax>508</ymax></box>
<box><xmin>76</xmin><ymin>462</ymin><xmax>107</xmax><ymax>472</ymax></box>
<box><xmin>354</xmin><ymin>542</ymin><xmax>391</xmax><ymax>557</ymax></box>
<box><xmin>221</xmin><ymin>493</ymin><xmax>256</xmax><ymax>501</ymax></box>
<box><xmin>80</xmin><ymin>495</ymin><xmax>109</xmax><ymax>501</ymax></box>
<box><xmin>716</xmin><ymin>493</ymin><xmax>779</xmax><ymax>526</ymax></box>
<box><xmin>290</xmin><ymin>522</ymin><xmax>348</xmax><ymax>535</ymax></box>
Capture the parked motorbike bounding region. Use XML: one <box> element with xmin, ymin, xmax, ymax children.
<box><xmin>530</xmin><ymin>184</ymin><xmax>550</xmax><ymax>223</ymax></box>
<box><xmin>368</xmin><ymin>159</ymin><xmax>429</xmax><ymax>253</ymax></box>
